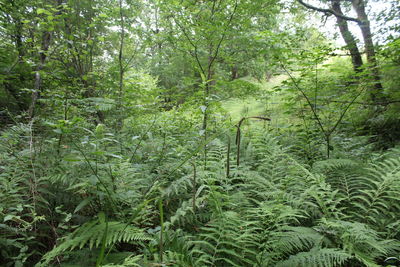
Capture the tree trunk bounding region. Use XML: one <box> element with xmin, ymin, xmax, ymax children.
<box><xmin>231</xmin><ymin>64</ymin><xmax>238</xmax><ymax>80</ymax></box>
<box><xmin>28</xmin><ymin>0</ymin><xmax>64</xmax><ymax>118</ymax></box>
<box><xmin>351</xmin><ymin>0</ymin><xmax>384</xmax><ymax>100</ymax></box>
<box><xmin>28</xmin><ymin>31</ymin><xmax>51</xmax><ymax>119</ymax></box>
<box><xmin>331</xmin><ymin>0</ymin><xmax>363</xmax><ymax>72</ymax></box>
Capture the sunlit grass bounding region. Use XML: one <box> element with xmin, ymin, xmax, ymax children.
<box><xmin>221</xmin><ymin>75</ymin><xmax>291</xmax><ymax>126</ymax></box>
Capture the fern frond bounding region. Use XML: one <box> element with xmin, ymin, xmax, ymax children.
<box><xmin>350</xmin><ymin>154</ymin><xmax>400</xmax><ymax>226</ymax></box>
<box><xmin>85</xmin><ymin>97</ymin><xmax>116</xmax><ymax>112</ymax></box>
<box><xmin>275</xmin><ymin>248</ymin><xmax>351</xmax><ymax>267</ymax></box>
<box><xmin>163</xmin><ymin>173</ymin><xmax>194</xmax><ymax>199</ymax></box>
<box><xmin>100</xmin><ymin>254</ymin><xmax>142</xmax><ymax>267</ymax></box>
<box><xmin>312</xmin><ymin>159</ymin><xmax>359</xmax><ymax>173</ymax></box>
<box><xmin>190</xmin><ymin>211</ymin><xmax>258</xmax><ymax>267</ymax></box>
<box><xmin>318</xmin><ymin>219</ymin><xmax>400</xmax><ymax>266</ymax></box>
<box><xmin>37</xmin><ymin>219</ymin><xmax>151</xmax><ymax>266</ymax></box>
<box><xmin>270</xmin><ymin>226</ymin><xmax>326</xmax><ymax>255</ymax></box>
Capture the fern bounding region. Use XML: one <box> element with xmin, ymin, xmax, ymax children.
<box><xmin>313</xmin><ymin>159</ymin><xmax>359</xmax><ymax>172</ymax></box>
<box><xmin>165</xmin><ymin>193</ymin><xmax>209</xmax><ymax>228</ymax></box>
<box><xmin>37</xmin><ymin>219</ymin><xmax>152</xmax><ymax>266</ymax></box>
<box><xmin>85</xmin><ymin>97</ymin><xmax>116</xmax><ymax>112</ymax></box>
<box><xmin>190</xmin><ymin>211</ymin><xmax>258</xmax><ymax>267</ymax></box>
<box><xmin>151</xmin><ymin>229</ymin><xmax>197</xmax><ymax>267</ymax></box>
<box><xmin>270</xmin><ymin>226</ymin><xmax>327</xmax><ymax>256</ymax></box>
<box><xmin>318</xmin><ymin>219</ymin><xmax>400</xmax><ymax>266</ymax></box>
<box><xmin>4</xmin><ymin>119</ymin><xmax>400</xmax><ymax>267</ymax></box>
<box><xmin>100</xmin><ymin>255</ymin><xmax>143</xmax><ymax>267</ymax></box>
<box><xmin>313</xmin><ymin>159</ymin><xmax>365</xmax><ymax>211</ymax></box>
<box><xmin>350</xmin><ymin>153</ymin><xmax>400</xmax><ymax>227</ymax></box>
<box><xmin>163</xmin><ymin>172</ymin><xmax>195</xmax><ymax>199</ymax></box>
<box><xmin>275</xmin><ymin>248</ymin><xmax>351</xmax><ymax>267</ymax></box>
<box><xmin>311</xmin><ymin>151</ymin><xmax>400</xmax><ymax>232</ymax></box>
<box><xmin>0</xmin><ymin>124</ymin><xmax>50</xmax><ymax>265</ymax></box>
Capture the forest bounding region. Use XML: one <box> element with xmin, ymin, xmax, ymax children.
<box><xmin>1</xmin><ymin>0</ymin><xmax>400</xmax><ymax>266</ymax></box>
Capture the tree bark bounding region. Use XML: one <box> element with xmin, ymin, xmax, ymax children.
<box><xmin>231</xmin><ymin>64</ymin><xmax>238</xmax><ymax>80</ymax></box>
<box><xmin>28</xmin><ymin>0</ymin><xmax>64</xmax><ymax>119</ymax></box>
<box><xmin>28</xmin><ymin>31</ymin><xmax>51</xmax><ymax>119</ymax></box>
<box><xmin>331</xmin><ymin>0</ymin><xmax>363</xmax><ymax>72</ymax></box>
<box><xmin>351</xmin><ymin>0</ymin><xmax>384</xmax><ymax>100</ymax></box>
<box><xmin>351</xmin><ymin>0</ymin><xmax>376</xmax><ymax>64</ymax></box>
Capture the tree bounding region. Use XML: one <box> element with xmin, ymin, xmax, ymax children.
<box><xmin>350</xmin><ymin>0</ymin><xmax>383</xmax><ymax>96</ymax></box>
<box><xmin>0</xmin><ymin>0</ymin><xmax>33</xmax><ymax>115</ymax></box>
<box><xmin>158</xmin><ymin>0</ymin><xmax>280</xmax><ymax>127</ymax></box>
<box><xmin>330</xmin><ymin>0</ymin><xmax>363</xmax><ymax>72</ymax></box>
<box><xmin>297</xmin><ymin>0</ymin><xmax>384</xmax><ymax>102</ymax></box>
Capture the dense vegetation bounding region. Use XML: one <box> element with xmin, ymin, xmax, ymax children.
<box><xmin>1</xmin><ymin>0</ymin><xmax>400</xmax><ymax>266</ymax></box>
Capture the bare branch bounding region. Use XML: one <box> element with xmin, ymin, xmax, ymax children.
<box><xmin>297</xmin><ymin>0</ymin><xmax>361</xmax><ymax>23</ymax></box>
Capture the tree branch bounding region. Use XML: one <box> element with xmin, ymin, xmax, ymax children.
<box><xmin>174</xmin><ymin>17</ymin><xmax>206</xmax><ymax>77</ymax></box>
<box><xmin>297</xmin><ymin>0</ymin><xmax>361</xmax><ymax>23</ymax></box>
<box><xmin>208</xmin><ymin>0</ymin><xmax>238</xmax><ymax>70</ymax></box>
<box><xmin>281</xmin><ymin>63</ymin><xmax>327</xmax><ymax>135</ymax></box>
<box><xmin>330</xmin><ymin>100</ymin><xmax>400</xmax><ymax>106</ymax></box>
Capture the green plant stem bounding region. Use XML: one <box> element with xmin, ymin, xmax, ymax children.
<box><xmin>96</xmin><ymin>216</ymin><xmax>108</xmax><ymax>267</ymax></box>
<box><xmin>191</xmin><ymin>162</ymin><xmax>197</xmax><ymax>214</ymax></box>
<box><xmin>129</xmin><ymin>115</ymin><xmax>158</xmax><ymax>163</ymax></box>
<box><xmin>72</xmin><ymin>141</ymin><xmax>117</xmax><ymax>211</ymax></box>
<box><xmin>158</xmin><ymin>198</ymin><xmax>164</xmax><ymax>264</ymax></box>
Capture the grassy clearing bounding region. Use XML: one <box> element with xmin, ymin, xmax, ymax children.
<box><xmin>221</xmin><ymin>74</ymin><xmax>295</xmax><ymax>129</ymax></box>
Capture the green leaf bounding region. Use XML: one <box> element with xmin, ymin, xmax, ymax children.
<box><xmin>98</xmin><ymin>212</ymin><xmax>106</xmax><ymax>223</ymax></box>
<box><xmin>74</xmin><ymin>197</ymin><xmax>94</xmax><ymax>213</ymax></box>
<box><xmin>63</xmin><ymin>154</ymin><xmax>81</xmax><ymax>162</ymax></box>
<box><xmin>106</xmin><ymin>153</ymin><xmax>122</xmax><ymax>159</ymax></box>
<box><xmin>53</xmin><ymin>128</ymin><xmax>62</xmax><ymax>134</ymax></box>
<box><xmin>4</xmin><ymin>215</ymin><xmax>16</xmax><ymax>222</ymax></box>
<box><xmin>37</xmin><ymin>8</ymin><xmax>46</xmax><ymax>15</ymax></box>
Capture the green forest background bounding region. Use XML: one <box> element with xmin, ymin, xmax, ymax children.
<box><xmin>1</xmin><ymin>0</ymin><xmax>400</xmax><ymax>266</ymax></box>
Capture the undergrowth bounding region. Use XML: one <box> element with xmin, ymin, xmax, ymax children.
<box><xmin>1</xmin><ymin>117</ymin><xmax>400</xmax><ymax>267</ymax></box>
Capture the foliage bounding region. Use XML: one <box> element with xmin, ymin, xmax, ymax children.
<box><xmin>1</xmin><ymin>0</ymin><xmax>400</xmax><ymax>266</ymax></box>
